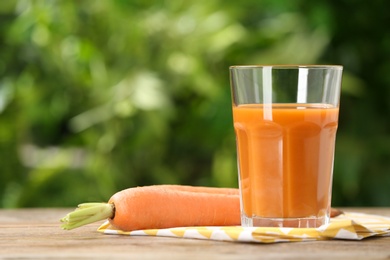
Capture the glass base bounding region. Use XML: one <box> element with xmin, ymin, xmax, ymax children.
<box><xmin>241</xmin><ymin>214</ymin><xmax>329</xmax><ymax>228</ymax></box>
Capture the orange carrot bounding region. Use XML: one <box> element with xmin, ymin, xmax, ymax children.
<box><xmin>60</xmin><ymin>185</ymin><xmax>240</xmax><ymax>231</ymax></box>
<box><xmin>107</xmin><ymin>185</ymin><xmax>240</xmax><ymax>231</ymax></box>
<box><xmin>153</xmin><ymin>184</ymin><xmax>239</xmax><ymax>195</ymax></box>
<box><xmin>60</xmin><ymin>185</ymin><xmax>342</xmax><ymax>231</ymax></box>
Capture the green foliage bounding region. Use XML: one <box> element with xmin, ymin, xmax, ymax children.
<box><xmin>0</xmin><ymin>0</ymin><xmax>389</xmax><ymax>207</ymax></box>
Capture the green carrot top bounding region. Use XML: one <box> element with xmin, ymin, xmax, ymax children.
<box><xmin>60</xmin><ymin>203</ymin><xmax>114</xmax><ymax>230</ymax></box>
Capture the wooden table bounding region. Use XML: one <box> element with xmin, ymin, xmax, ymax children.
<box><xmin>0</xmin><ymin>208</ymin><xmax>389</xmax><ymax>259</ymax></box>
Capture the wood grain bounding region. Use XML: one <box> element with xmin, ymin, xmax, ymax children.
<box><xmin>0</xmin><ymin>208</ymin><xmax>389</xmax><ymax>259</ymax></box>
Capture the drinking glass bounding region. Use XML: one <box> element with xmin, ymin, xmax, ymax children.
<box><xmin>230</xmin><ymin>65</ymin><xmax>343</xmax><ymax>228</ymax></box>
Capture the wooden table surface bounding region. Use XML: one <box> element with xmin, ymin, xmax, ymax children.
<box><xmin>0</xmin><ymin>208</ymin><xmax>389</xmax><ymax>259</ymax></box>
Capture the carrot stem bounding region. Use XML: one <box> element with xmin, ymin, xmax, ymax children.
<box><xmin>60</xmin><ymin>203</ymin><xmax>114</xmax><ymax>230</ymax></box>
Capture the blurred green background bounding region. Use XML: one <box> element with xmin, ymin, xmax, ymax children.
<box><xmin>1</xmin><ymin>0</ymin><xmax>389</xmax><ymax>208</ymax></box>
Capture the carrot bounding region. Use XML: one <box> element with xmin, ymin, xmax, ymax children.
<box><xmin>60</xmin><ymin>185</ymin><xmax>343</xmax><ymax>231</ymax></box>
<box><xmin>153</xmin><ymin>184</ymin><xmax>239</xmax><ymax>195</ymax></box>
<box><xmin>60</xmin><ymin>185</ymin><xmax>240</xmax><ymax>231</ymax></box>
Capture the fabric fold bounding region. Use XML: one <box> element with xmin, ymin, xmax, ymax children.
<box><xmin>97</xmin><ymin>212</ymin><xmax>390</xmax><ymax>243</ymax></box>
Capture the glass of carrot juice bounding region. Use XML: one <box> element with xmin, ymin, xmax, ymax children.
<box><xmin>230</xmin><ymin>65</ymin><xmax>343</xmax><ymax>228</ymax></box>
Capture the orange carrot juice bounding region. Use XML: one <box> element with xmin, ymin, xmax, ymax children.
<box><xmin>233</xmin><ymin>103</ymin><xmax>339</xmax><ymax>227</ymax></box>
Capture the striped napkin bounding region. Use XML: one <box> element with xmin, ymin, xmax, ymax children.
<box><xmin>97</xmin><ymin>212</ymin><xmax>390</xmax><ymax>243</ymax></box>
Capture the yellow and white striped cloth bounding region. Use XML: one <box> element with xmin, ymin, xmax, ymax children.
<box><xmin>97</xmin><ymin>212</ymin><xmax>390</xmax><ymax>243</ymax></box>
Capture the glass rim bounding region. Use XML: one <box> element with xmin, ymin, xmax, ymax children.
<box><xmin>230</xmin><ymin>64</ymin><xmax>343</xmax><ymax>70</ymax></box>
